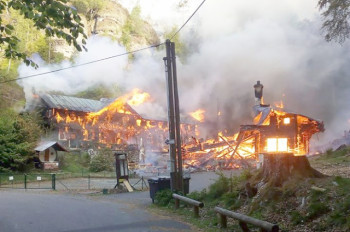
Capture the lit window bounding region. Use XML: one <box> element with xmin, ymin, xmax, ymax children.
<box><xmin>266</xmin><ymin>138</ymin><xmax>288</xmax><ymax>152</ymax></box>
<box><xmin>283</xmin><ymin>118</ymin><xmax>290</xmax><ymax>125</ymax></box>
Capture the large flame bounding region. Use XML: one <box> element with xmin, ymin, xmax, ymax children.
<box><xmin>52</xmin><ymin>88</ymin><xmax>196</xmax><ymax>150</ymax></box>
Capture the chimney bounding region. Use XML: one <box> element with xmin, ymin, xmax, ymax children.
<box><xmin>253</xmin><ymin>81</ymin><xmax>264</xmax><ymax>106</ymax></box>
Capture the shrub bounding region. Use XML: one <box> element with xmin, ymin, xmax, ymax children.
<box><xmin>154</xmin><ymin>189</ymin><xmax>173</xmax><ymax>206</ymax></box>
<box><xmin>89</xmin><ymin>148</ymin><xmax>114</xmax><ymax>172</ymax></box>
<box><xmin>207</xmin><ymin>173</ymin><xmax>229</xmax><ymax>200</ymax></box>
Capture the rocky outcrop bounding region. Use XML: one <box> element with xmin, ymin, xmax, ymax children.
<box><xmin>52</xmin><ymin>0</ymin><xmax>159</xmax><ymax>58</ymax></box>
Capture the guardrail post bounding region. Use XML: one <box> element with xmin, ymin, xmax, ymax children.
<box><xmin>239</xmin><ymin>221</ymin><xmax>250</xmax><ymax>232</ymax></box>
<box><xmin>52</xmin><ymin>174</ymin><xmax>56</xmax><ymax>190</ymax></box>
<box><xmin>194</xmin><ymin>206</ymin><xmax>199</xmax><ymax>218</ymax></box>
<box><xmin>175</xmin><ymin>198</ymin><xmax>180</xmax><ymax>209</ymax></box>
<box><xmin>24</xmin><ymin>174</ymin><xmax>27</xmax><ymax>189</ymax></box>
<box><xmin>219</xmin><ymin>214</ymin><xmax>227</xmax><ymax>228</ymax></box>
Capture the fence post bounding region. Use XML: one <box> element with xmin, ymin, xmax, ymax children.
<box><xmin>52</xmin><ymin>174</ymin><xmax>56</xmax><ymax>190</ymax></box>
<box><xmin>88</xmin><ymin>174</ymin><xmax>90</xmax><ymax>190</ymax></box>
<box><xmin>24</xmin><ymin>174</ymin><xmax>27</xmax><ymax>189</ymax></box>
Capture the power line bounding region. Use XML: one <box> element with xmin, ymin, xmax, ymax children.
<box><xmin>0</xmin><ymin>0</ymin><xmax>208</xmax><ymax>85</ymax></box>
<box><xmin>0</xmin><ymin>43</ymin><xmax>163</xmax><ymax>84</ymax></box>
<box><xmin>169</xmin><ymin>0</ymin><xmax>207</xmax><ymax>40</ymax></box>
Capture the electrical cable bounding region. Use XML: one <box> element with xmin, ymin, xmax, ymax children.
<box><xmin>0</xmin><ymin>43</ymin><xmax>163</xmax><ymax>84</ymax></box>
<box><xmin>0</xmin><ymin>0</ymin><xmax>208</xmax><ymax>85</ymax></box>
<box><xmin>169</xmin><ymin>0</ymin><xmax>207</xmax><ymax>40</ymax></box>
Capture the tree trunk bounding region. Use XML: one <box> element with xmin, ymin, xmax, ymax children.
<box><xmin>260</xmin><ymin>153</ymin><xmax>324</xmax><ymax>186</ymax></box>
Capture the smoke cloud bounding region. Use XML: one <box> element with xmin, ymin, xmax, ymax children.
<box><xmin>18</xmin><ymin>0</ymin><xmax>350</xmax><ymax>148</ymax></box>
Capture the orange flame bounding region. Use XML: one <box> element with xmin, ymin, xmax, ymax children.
<box><xmin>274</xmin><ymin>100</ymin><xmax>284</xmax><ymax>108</ymax></box>
<box><xmin>189</xmin><ymin>109</ymin><xmax>205</xmax><ymax>122</ymax></box>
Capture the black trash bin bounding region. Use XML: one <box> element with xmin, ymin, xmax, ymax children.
<box><xmin>148</xmin><ymin>176</ymin><xmax>171</xmax><ymax>203</ymax></box>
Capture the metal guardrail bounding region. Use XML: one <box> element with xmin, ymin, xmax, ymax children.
<box><xmin>173</xmin><ymin>193</ymin><xmax>204</xmax><ymax>217</ymax></box>
<box><xmin>214</xmin><ymin>207</ymin><xmax>279</xmax><ymax>232</ymax></box>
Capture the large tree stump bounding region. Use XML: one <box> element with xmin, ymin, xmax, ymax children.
<box><xmin>260</xmin><ymin>153</ymin><xmax>324</xmax><ymax>186</ymax></box>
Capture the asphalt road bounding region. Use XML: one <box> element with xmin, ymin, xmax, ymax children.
<box><xmin>0</xmin><ymin>190</ymin><xmax>194</xmax><ymax>232</ymax></box>
<box><xmin>0</xmin><ymin>171</ymin><xmax>240</xmax><ymax>232</ymax></box>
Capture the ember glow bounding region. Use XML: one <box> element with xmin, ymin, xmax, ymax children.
<box><xmin>189</xmin><ymin>109</ymin><xmax>205</xmax><ymax>122</ymax></box>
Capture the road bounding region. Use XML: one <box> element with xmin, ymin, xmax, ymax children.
<box><xmin>0</xmin><ymin>190</ymin><xmax>194</xmax><ymax>232</ymax></box>
<box><xmin>0</xmin><ymin>170</ymin><xmax>239</xmax><ymax>232</ymax></box>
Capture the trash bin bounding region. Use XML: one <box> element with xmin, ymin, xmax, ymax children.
<box><xmin>148</xmin><ymin>176</ymin><xmax>171</xmax><ymax>203</ymax></box>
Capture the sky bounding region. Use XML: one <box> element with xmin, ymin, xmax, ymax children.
<box><xmin>18</xmin><ymin>0</ymin><xmax>350</xmax><ymax>147</ymax></box>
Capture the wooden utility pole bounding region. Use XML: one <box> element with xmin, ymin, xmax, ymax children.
<box><xmin>163</xmin><ymin>39</ymin><xmax>184</xmax><ymax>192</ymax></box>
<box><xmin>170</xmin><ymin>42</ymin><xmax>183</xmax><ymax>192</ymax></box>
<box><xmin>164</xmin><ymin>39</ymin><xmax>178</xmax><ymax>190</ymax></box>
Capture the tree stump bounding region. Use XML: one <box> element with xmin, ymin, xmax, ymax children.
<box><xmin>259</xmin><ymin>153</ymin><xmax>325</xmax><ymax>186</ymax></box>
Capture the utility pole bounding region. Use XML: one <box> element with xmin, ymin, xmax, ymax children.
<box><xmin>164</xmin><ymin>39</ymin><xmax>178</xmax><ymax>190</ymax></box>
<box><xmin>170</xmin><ymin>42</ymin><xmax>183</xmax><ymax>192</ymax></box>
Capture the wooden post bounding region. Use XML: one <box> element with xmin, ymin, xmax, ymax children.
<box><xmin>194</xmin><ymin>206</ymin><xmax>199</xmax><ymax>217</ymax></box>
<box><xmin>239</xmin><ymin>221</ymin><xmax>250</xmax><ymax>232</ymax></box>
<box><xmin>219</xmin><ymin>214</ymin><xmax>227</xmax><ymax>228</ymax></box>
<box><xmin>175</xmin><ymin>198</ymin><xmax>180</xmax><ymax>209</ymax></box>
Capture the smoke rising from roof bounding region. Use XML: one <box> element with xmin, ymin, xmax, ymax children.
<box><xmin>18</xmin><ymin>0</ymin><xmax>350</xmax><ymax>147</ymax></box>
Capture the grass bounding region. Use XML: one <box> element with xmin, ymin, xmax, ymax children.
<box><xmin>152</xmin><ymin>152</ymin><xmax>350</xmax><ymax>232</ymax></box>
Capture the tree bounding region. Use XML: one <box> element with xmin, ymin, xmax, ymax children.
<box><xmin>0</xmin><ymin>110</ymin><xmax>42</xmax><ymax>172</ymax></box>
<box><xmin>0</xmin><ymin>0</ymin><xmax>87</xmax><ymax>67</ymax></box>
<box><xmin>318</xmin><ymin>0</ymin><xmax>350</xmax><ymax>43</ymax></box>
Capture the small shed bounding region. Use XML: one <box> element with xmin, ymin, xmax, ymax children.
<box><xmin>34</xmin><ymin>141</ymin><xmax>67</xmax><ymax>170</ymax></box>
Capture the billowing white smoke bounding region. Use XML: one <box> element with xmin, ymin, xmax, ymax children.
<box><xmin>18</xmin><ymin>0</ymin><xmax>350</xmax><ymax>147</ymax></box>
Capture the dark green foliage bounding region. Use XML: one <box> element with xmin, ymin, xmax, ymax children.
<box><xmin>318</xmin><ymin>0</ymin><xmax>350</xmax><ymax>43</ymax></box>
<box><xmin>0</xmin><ymin>0</ymin><xmax>87</xmax><ymax>67</ymax></box>
<box><xmin>207</xmin><ymin>173</ymin><xmax>229</xmax><ymax>199</ymax></box>
<box><xmin>187</xmin><ymin>189</ymin><xmax>207</xmax><ymax>202</ymax></box>
<box><xmin>0</xmin><ymin>109</ymin><xmax>42</xmax><ymax>172</ymax></box>
<box><xmin>89</xmin><ymin>147</ymin><xmax>114</xmax><ymax>172</ymax></box>
<box><xmin>154</xmin><ymin>189</ymin><xmax>173</xmax><ymax>206</ymax></box>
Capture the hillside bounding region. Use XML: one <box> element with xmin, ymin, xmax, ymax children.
<box><xmin>154</xmin><ymin>148</ymin><xmax>350</xmax><ymax>232</ymax></box>
<box><xmin>0</xmin><ymin>0</ymin><xmax>160</xmax><ymax>109</ymax></box>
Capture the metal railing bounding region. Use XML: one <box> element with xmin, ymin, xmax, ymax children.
<box><xmin>214</xmin><ymin>206</ymin><xmax>279</xmax><ymax>232</ymax></box>
<box><xmin>0</xmin><ymin>173</ymin><xmax>56</xmax><ymax>190</ymax></box>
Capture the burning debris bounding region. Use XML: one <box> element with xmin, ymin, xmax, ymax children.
<box><xmin>183</xmin><ymin>81</ymin><xmax>324</xmax><ymax>171</ymax></box>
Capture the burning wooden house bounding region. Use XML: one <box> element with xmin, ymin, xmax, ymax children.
<box><xmin>38</xmin><ymin>89</ymin><xmax>196</xmax><ymax>162</ymax></box>
<box><xmin>183</xmin><ymin>81</ymin><xmax>324</xmax><ymax>170</ymax></box>
<box><xmin>237</xmin><ymin>80</ymin><xmax>324</xmax><ymax>156</ymax></box>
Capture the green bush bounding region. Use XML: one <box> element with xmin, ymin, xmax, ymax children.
<box><xmin>207</xmin><ymin>173</ymin><xmax>229</xmax><ymax>200</ymax></box>
<box><xmin>59</xmin><ymin>152</ymin><xmax>90</xmax><ymax>173</ymax></box>
<box><xmin>89</xmin><ymin>147</ymin><xmax>114</xmax><ymax>172</ymax></box>
<box><xmin>154</xmin><ymin>189</ymin><xmax>173</xmax><ymax>206</ymax></box>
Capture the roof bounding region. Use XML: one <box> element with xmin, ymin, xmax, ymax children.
<box><xmin>40</xmin><ymin>94</ymin><xmax>112</xmax><ymax>112</ymax></box>
<box><xmin>34</xmin><ymin>141</ymin><xmax>68</xmax><ymax>152</ymax></box>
